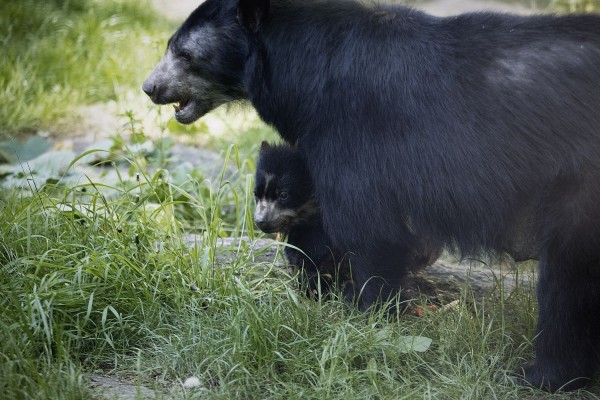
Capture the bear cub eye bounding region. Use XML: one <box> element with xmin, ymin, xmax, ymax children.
<box><xmin>279</xmin><ymin>192</ymin><xmax>289</xmax><ymax>202</ymax></box>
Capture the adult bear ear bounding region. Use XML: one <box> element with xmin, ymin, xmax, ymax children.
<box><xmin>237</xmin><ymin>0</ymin><xmax>270</xmax><ymax>33</ymax></box>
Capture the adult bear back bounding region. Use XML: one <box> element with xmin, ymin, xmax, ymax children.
<box><xmin>143</xmin><ymin>0</ymin><xmax>600</xmax><ymax>391</ymax></box>
<box><xmin>249</xmin><ymin>3</ymin><xmax>600</xmax><ymax>257</ymax></box>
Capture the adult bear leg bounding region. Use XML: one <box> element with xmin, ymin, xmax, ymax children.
<box><xmin>522</xmin><ymin>253</ymin><xmax>600</xmax><ymax>391</ymax></box>
<box><xmin>343</xmin><ymin>238</ymin><xmax>423</xmax><ymax>312</ymax></box>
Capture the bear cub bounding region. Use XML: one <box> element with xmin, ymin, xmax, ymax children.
<box><xmin>254</xmin><ymin>141</ymin><xmax>350</xmax><ymax>298</ymax></box>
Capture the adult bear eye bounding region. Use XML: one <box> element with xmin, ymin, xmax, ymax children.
<box><xmin>279</xmin><ymin>192</ymin><xmax>289</xmax><ymax>202</ymax></box>
<box><xmin>179</xmin><ymin>50</ymin><xmax>192</xmax><ymax>61</ymax></box>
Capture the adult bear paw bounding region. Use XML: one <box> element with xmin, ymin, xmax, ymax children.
<box><xmin>512</xmin><ymin>364</ymin><xmax>591</xmax><ymax>392</ymax></box>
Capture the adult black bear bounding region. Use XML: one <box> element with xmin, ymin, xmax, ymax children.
<box><xmin>143</xmin><ymin>0</ymin><xmax>600</xmax><ymax>391</ymax></box>
<box><xmin>254</xmin><ymin>141</ymin><xmax>442</xmax><ymax>299</ymax></box>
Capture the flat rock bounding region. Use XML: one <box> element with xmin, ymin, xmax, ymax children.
<box><xmin>88</xmin><ymin>374</ymin><xmax>156</xmax><ymax>400</ymax></box>
<box><xmin>183</xmin><ymin>234</ymin><xmax>535</xmax><ymax>305</ymax></box>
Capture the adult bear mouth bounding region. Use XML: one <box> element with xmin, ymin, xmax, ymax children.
<box><xmin>171</xmin><ymin>99</ymin><xmax>200</xmax><ymax>124</ymax></box>
<box><xmin>172</xmin><ymin>100</ymin><xmax>189</xmax><ymax>113</ymax></box>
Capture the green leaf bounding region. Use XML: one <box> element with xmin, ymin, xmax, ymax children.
<box><xmin>396</xmin><ymin>336</ymin><xmax>432</xmax><ymax>353</ymax></box>
<box><xmin>374</xmin><ymin>326</ymin><xmax>432</xmax><ymax>353</ymax></box>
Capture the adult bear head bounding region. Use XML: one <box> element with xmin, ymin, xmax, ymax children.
<box><xmin>142</xmin><ymin>0</ymin><xmax>269</xmax><ymax>124</ymax></box>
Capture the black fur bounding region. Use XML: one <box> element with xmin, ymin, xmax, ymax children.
<box><xmin>144</xmin><ymin>0</ymin><xmax>600</xmax><ymax>391</ymax></box>
<box><xmin>254</xmin><ymin>142</ymin><xmax>440</xmax><ymax>300</ymax></box>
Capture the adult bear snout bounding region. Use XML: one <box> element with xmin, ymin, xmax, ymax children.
<box><xmin>142</xmin><ymin>80</ymin><xmax>155</xmax><ymax>97</ymax></box>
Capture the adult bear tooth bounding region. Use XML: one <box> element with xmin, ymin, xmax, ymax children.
<box><xmin>173</xmin><ymin>104</ymin><xmax>181</xmax><ymax>112</ymax></box>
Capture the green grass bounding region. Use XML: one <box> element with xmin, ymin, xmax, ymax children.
<box><xmin>0</xmin><ymin>0</ymin><xmax>172</xmax><ymax>135</ymax></box>
<box><xmin>1</xmin><ymin>148</ymin><xmax>599</xmax><ymax>399</ymax></box>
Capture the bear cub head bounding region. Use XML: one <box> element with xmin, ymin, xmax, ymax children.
<box><xmin>253</xmin><ymin>141</ymin><xmax>319</xmax><ymax>234</ymax></box>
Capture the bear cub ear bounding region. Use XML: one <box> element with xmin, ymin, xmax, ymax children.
<box><xmin>260</xmin><ymin>140</ymin><xmax>271</xmax><ymax>150</ymax></box>
<box><xmin>237</xmin><ymin>0</ymin><xmax>270</xmax><ymax>33</ymax></box>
